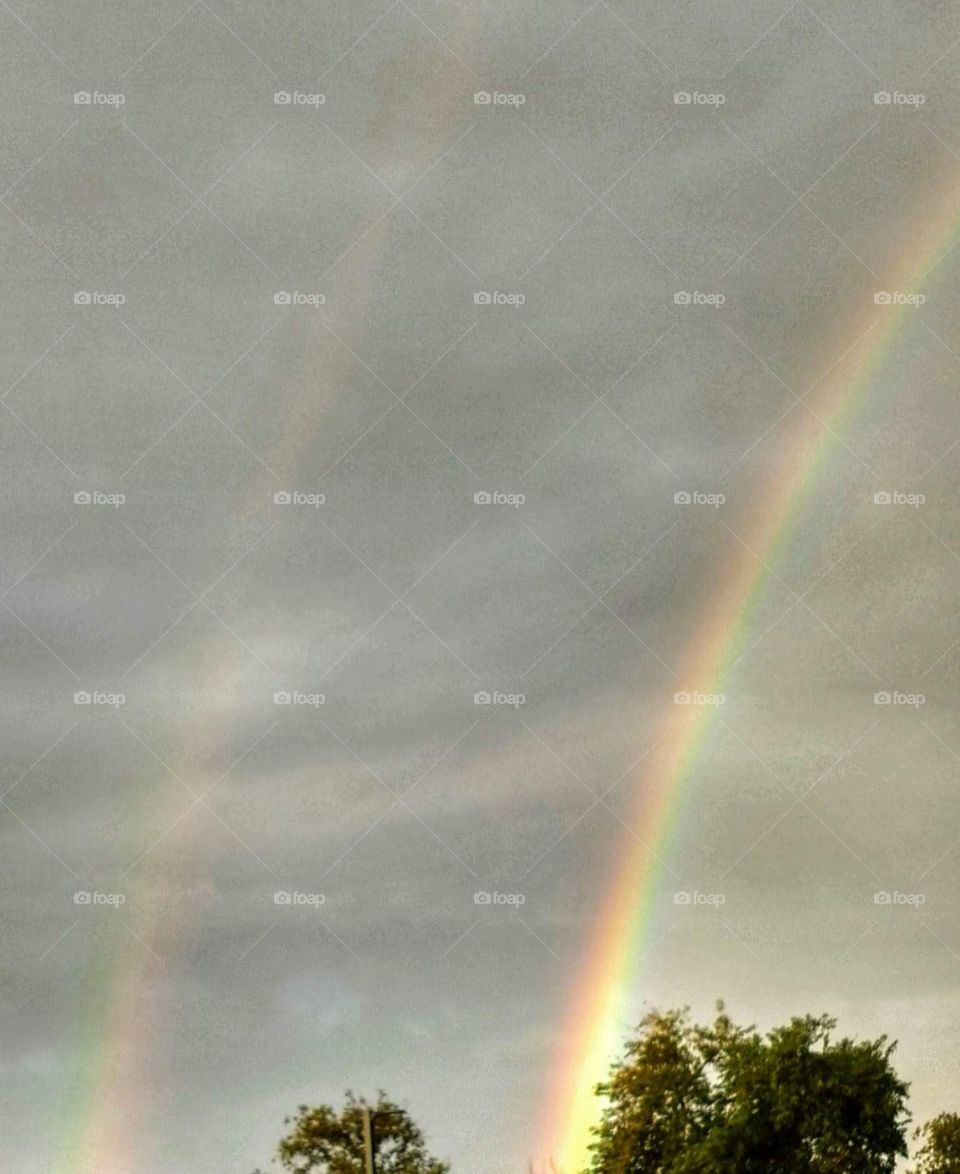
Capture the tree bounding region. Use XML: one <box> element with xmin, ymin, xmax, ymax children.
<box><xmin>255</xmin><ymin>1090</ymin><xmax>449</xmax><ymax>1174</ymax></box>
<box><xmin>587</xmin><ymin>1004</ymin><xmax>910</xmax><ymax>1173</ymax></box>
<box><xmin>911</xmin><ymin>1114</ymin><xmax>960</xmax><ymax>1173</ymax></box>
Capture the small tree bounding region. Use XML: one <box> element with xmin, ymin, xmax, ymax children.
<box><xmin>911</xmin><ymin>1114</ymin><xmax>960</xmax><ymax>1174</ymax></box>
<box><xmin>256</xmin><ymin>1090</ymin><xmax>449</xmax><ymax>1174</ymax></box>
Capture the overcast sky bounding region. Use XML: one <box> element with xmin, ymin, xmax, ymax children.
<box><xmin>3</xmin><ymin>2</ymin><xmax>960</xmax><ymax>1171</ymax></box>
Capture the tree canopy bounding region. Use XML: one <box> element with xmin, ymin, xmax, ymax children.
<box><xmin>255</xmin><ymin>1090</ymin><xmax>449</xmax><ymax>1174</ymax></box>
<box><xmin>587</xmin><ymin>1004</ymin><xmax>911</xmax><ymax>1173</ymax></box>
<box><xmin>910</xmin><ymin>1113</ymin><xmax>960</xmax><ymax>1174</ymax></box>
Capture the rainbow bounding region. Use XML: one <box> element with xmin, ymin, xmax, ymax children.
<box><xmin>542</xmin><ymin>174</ymin><xmax>960</xmax><ymax>1172</ymax></box>
<box><xmin>50</xmin><ymin>11</ymin><xmax>487</xmax><ymax>1168</ymax></box>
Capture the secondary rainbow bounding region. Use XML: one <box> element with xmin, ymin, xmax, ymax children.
<box><xmin>54</xmin><ymin>41</ymin><xmax>481</xmax><ymax>1169</ymax></box>
<box><xmin>542</xmin><ymin>174</ymin><xmax>960</xmax><ymax>1172</ymax></box>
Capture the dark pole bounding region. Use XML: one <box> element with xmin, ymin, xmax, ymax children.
<box><xmin>362</xmin><ymin>1107</ymin><xmax>377</xmax><ymax>1174</ymax></box>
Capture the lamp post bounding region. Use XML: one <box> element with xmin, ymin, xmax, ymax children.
<box><xmin>362</xmin><ymin>1107</ymin><xmax>377</xmax><ymax>1174</ymax></box>
<box><xmin>362</xmin><ymin>1106</ymin><xmax>405</xmax><ymax>1173</ymax></box>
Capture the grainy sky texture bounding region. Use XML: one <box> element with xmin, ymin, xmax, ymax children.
<box><xmin>2</xmin><ymin>2</ymin><xmax>960</xmax><ymax>1172</ymax></box>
